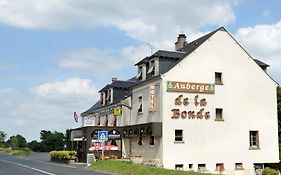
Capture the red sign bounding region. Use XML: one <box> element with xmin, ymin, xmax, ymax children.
<box><xmin>74</xmin><ymin>112</ymin><xmax>78</xmax><ymax>123</ymax></box>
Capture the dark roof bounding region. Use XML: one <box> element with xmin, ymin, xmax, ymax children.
<box><xmin>254</xmin><ymin>59</ymin><xmax>269</xmax><ymax>67</ymax></box>
<box><xmin>82</xmin><ymin>80</ymin><xmax>136</xmax><ymax>116</ymax></box>
<box><xmin>99</xmin><ymin>80</ymin><xmax>136</xmax><ymax>92</ymax></box>
<box><xmin>135</xmin><ymin>50</ymin><xmax>184</xmax><ymax>66</ymax></box>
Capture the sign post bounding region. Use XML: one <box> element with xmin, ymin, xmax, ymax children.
<box><xmin>98</xmin><ymin>131</ymin><xmax>108</xmax><ymax>160</ymax></box>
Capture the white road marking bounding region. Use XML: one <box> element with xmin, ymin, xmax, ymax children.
<box><xmin>0</xmin><ymin>159</ymin><xmax>56</xmax><ymax>175</ymax></box>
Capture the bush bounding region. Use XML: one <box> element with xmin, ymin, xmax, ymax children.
<box><xmin>262</xmin><ymin>168</ymin><xmax>279</xmax><ymax>175</ymax></box>
<box><xmin>49</xmin><ymin>151</ymin><xmax>77</xmax><ymax>160</ymax></box>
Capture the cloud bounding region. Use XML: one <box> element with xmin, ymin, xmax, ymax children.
<box><xmin>235</xmin><ymin>20</ymin><xmax>281</xmax><ymax>83</ymax></box>
<box><xmin>0</xmin><ymin>0</ymin><xmax>236</xmax><ymax>43</ymax></box>
<box><xmin>30</xmin><ymin>78</ymin><xmax>98</xmax><ymax>98</ymax></box>
<box><xmin>1</xmin><ymin>78</ymin><xmax>100</xmax><ymax>141</ymax></box>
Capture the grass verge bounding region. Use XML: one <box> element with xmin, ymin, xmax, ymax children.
<box><xmin>88</xmin><ymin>160</ymin><xmax>213</xmax><ymax>175</ymax></box>
<box><xmin>3</xmin><ymin>148</ymin><xmax>31</xmax><ymax>157</ymax></box>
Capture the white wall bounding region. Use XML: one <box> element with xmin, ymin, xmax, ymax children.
<box><xmin>161</xmin><ymin>30</ymin><xmax>279</xmax><ymax>174</ymax></box>
<box><xmin>131</xmin><ymin>79</ymin><xmax>162</xmax><ymax>125</ymax></box>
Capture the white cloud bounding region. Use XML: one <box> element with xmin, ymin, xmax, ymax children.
<box><xmin>14</xmin><ymin>119</ymin><xmax>27</xmax><ymax>126</ymax></box>
<box><xmin>0</xmin><ymin>0</ymin><xmax>236</xmax><ymax>43</ymax></box>
<box><xmin>235</xmin><ymin>20</ymin><xmax>281</xmax><ymax>83</ymax></box>
<box><xmin>262</xmin><ymin>9</ymin><xmax>270</xmax><ymax>17</ymax></box>
<box><xmin>30</xmin><ymin>78</ymin><xmax>98</xmax><ymax>98</ymax></box>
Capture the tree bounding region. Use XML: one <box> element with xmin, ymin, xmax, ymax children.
<box><xmin>0</xmin><ymin>131</ymin><xmax>7</xmax><ymax>147</ymax></box>
<box><xmin>28</xmin><ymin>140</ymin><xmax>42</xmax><ymax>152</ymax></box>
<box><xmin>39</xmin><ymin>130</ymin><xmax>65</xmax><ymax>152</ymax></box>
<box><xmin>7</xmin><ymin>134</ymin><xmax>27</xmax><ymax>148</ymax></box>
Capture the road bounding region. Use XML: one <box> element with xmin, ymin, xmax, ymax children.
<box><xmin>0</xmin><ymin>152</ymin><xmax>112</xmax><ymax>175</ymax></box>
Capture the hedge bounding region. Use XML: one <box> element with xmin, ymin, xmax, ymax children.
<box><xmin>49</xmin><ymin>151</ymin><xmax>77</xmax><ymax>160</ymax></box>
<box><xmin>262</xmin><ymin>169</ymin><xmax>279</xmax><ymax>175</ymax></box>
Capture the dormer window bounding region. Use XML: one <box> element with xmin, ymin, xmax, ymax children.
<box><xmin>147</xmin><ymin>60</ymin><xmax>155</xmax><ymax>75</ymax></box>
<box><xmin>106</xmin><ymin>89</ymin><xmax>112</xmax><ymax>104</ymax></box>
<box><xmin>100</xmin><ymin>93</ymin><xmax>104</xmax><ymax>105</ymax></box>
<box><xmin>136</xmin><ymin>66</ymin><xmax>143</xmax><ymax>80</ymax></box>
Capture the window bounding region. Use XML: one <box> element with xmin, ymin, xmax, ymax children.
<box><xmin>104</xmin><ymin>115</ymin><xmax>108</xmax><ymax>126</ymax></box>
<box><xmin>175</xmin><ymin>164</ymin><xmax>183</xmax><ymax>170</ymax></box>
<box><xmin>175</xmin><ymin>129</ymin><xmax>183</xmax><ymax>142</ymax></box>
<box><xmin>136</xmin><ymin>66</ymin><xmax>143</xmax><ymax>80</ymax></box>
<box><xmin>96</xmin><ymin>116</ymin><xmax>100</xmax><ymax>126</ymax></box>
<box><xmin>189</xmin><ymin>164</ymin><xmax>193</xmax><ymax>169</ymax></box>
<box><xmin>138</xmin><ymin>136</ymin><xmax>143</xmax><ymax>146</ymax></box>
<box><xmin>106</xmin><ymin>89</ymin><xmax>111</xmax><ymax>103</ymax></box>
<box><xmin>198</xmin><ymin>164</ymin><xmax>206</xmax><ymax>171</ymax></box>
<box><xmin>150</xmin><ymin>136</ymin><xmax>154</xmax><ymax>145</ymax></box>
<box><xmin>137</xmin><ymin>96</ymin><xmax>143</xmax><ymax>113</ymax></box>
<box><xmin>249</xmin><ymin>131</ymin><xmax>259</xmax><ymax>149</ymax></box>
<box><xmin>215</xmin><ymin>108</ymin><xmax>224</xmax><ymax>121</ymax></box>
<box><xmin>215</xmin><ymin>72</ymin><xmax>223</xmax><ymax>85</ymax></box>
<box><xmin>112</xmin><ymin>116</ymin><xmax>117</xmax><ymax>126</ymax></box>
<box><xmin>100</xmin><ymin>93</ymin><xmax>104</xmax><ymax>105</ymax></box>
<box><xmin>235</xmin><ymin>163</ymin><xmax>244</xmax><ymax>170</ymax></box>
<box><xmin>216</xmin><ymin>163</ymin><xmax>224</xmax><ymax>171</ymax></box>
<box><xmin>147</xmin><ymin>60</ymin><xmax>155</xmax><ymax>75</ymax></box>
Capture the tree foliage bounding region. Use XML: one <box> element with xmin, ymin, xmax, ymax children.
<box><xmin>0</xmin><ymin>131</ymin><xmax>7</xmax><ymax>147</ymax></box>
<box><xmin>28</xmin><ymin>130</ymin><xmax>65</xmax><ymax>152</ymax></box>
<box><xmin>7</xmin><ymin>134</ymin><xmax>27</xmax><ymax>148</ymax></box>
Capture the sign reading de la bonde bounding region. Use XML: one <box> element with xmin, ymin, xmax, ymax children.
<box><xmin>171</xmin><ymin>94</ymin><xmax>210</xmax><ymax>120</ymax></box>
<box><xmin>167</xmin><ymin>81</ymin><xmax>215</xmax><ymax>94</ymax></box>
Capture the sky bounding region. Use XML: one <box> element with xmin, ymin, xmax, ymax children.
<box><xmin>0</xmin><ymin>0</ymin><xmax>281</xmax><ymax>142</ymax></box>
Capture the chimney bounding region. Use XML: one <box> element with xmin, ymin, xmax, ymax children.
<box><xmin>175</xmin><ymin>33</ymin><xmax>187</xmax><ymax>51</ymax></box>
<box><xmin>112</xmin><ymin>77</ymin><xmax>117</xmax><ymax>83</ymax></box>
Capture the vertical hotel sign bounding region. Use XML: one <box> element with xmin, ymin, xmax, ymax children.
<box><xmin>149</xmin><ymin>85</ymin><xmax>156</xmax><ymax>111</ymax></box>
<box><xmin>167</xmin><ymin>81</ymin><xmax>215</xmax><ymax>94</ymax></box>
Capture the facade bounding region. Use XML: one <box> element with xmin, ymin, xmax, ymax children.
<box><xmin>67</xmin><ymin>27</ymin><xmax>279</xmax><ymax>174</ymax></box>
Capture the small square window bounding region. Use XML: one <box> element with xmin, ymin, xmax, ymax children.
<box><xmin>249</xmin><ymin>131</ymin><xmax>259</xmax><ymax>149</ymax></box>
<box><xmin>215</xmin><ymin>72</ymin><xmax>223</xmax><ymax>85</ymax></box>
<box><xmin>216</xmin><ymin>163</ymin><xmax>224</xmax><ymax>171</ymax></box>
<box><xmin>235</xmin><ymin>163</ymin><xmax>244</xmax><ymax>170</ymax></box>
<box><xmin>215</xmin><ymin>108</ymin><xmax>224</xmax><ymax>121</ymax></box>
<box><xmin>137</xmin><ymin>96</ymin><xmax>143</xmax><ymax>113</ymax></box>
<box><xmin>175</xmin><ymin>164</ymin><xmax>184</xmax><ymax>170</ymax></box>
<box><xmin>189</xmin><ymin>164</ymin><xmax>193</xmax><ymax>169</ymax></box>
<box><xmin>198</xmin><ymin>164</ymin><xmax>206</xmax><ymax>171</ymax></box>
<box><xmin>175</xmin><ymin>129</ymin><xmax>183</xmax><ymax>142</ymax></box>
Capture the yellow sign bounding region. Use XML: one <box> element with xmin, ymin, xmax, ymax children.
<box><xmin>167</xmin><ymin>81</ymin><xmax>215</xmax><ymax>94</ymax></box>
<box><xmin>113</xmin><ymin>108</ymin><xmax>122</xmax><ymax>116</ymax></box>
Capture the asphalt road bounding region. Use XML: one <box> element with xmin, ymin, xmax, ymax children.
<box><xmin>0</xmin><ymin>152</ymin><xmax>112</xmax><ymax>175</ymax></box>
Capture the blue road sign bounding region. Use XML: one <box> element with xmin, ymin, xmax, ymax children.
<box><xmin>98</xmin><ymin>131</ymin><xmax>108</xmax><ymax>141</ymax></box>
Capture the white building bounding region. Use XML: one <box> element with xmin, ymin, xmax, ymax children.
<box><xmin>69</xmin><ymin>27</ymin><xmax>279</xmax><ymax>175</ymax></box>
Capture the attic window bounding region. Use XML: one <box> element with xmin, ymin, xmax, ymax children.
<box><xmin>106</xmin><ymin>89</ymin><xmax>111</xmax><ymax>103</ymax></box>
<box><xmin>136</xmin><ymin>71</ymin><xmax>142</xmax><ymax>80</ymax></box>
<box><xmin>100</xmin><ymin>93</ymin><xmax>104</xmax><ymax>105</ymax></box>
<box><xmin>147</xmin><ymin>60</ymin><xmax>155</xmax><ymax>75</ymax></box>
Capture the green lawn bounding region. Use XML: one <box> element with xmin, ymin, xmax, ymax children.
<box><xmin>89</xmin><ymin>160</ymin><xmax>213</xmax><ymax>175</ymax></box>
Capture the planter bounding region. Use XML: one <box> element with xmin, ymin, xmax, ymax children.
<box><xmin>50</xmin><ymin>157</ymin><xmax>75</xmax><ymax>165</ymax></box>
